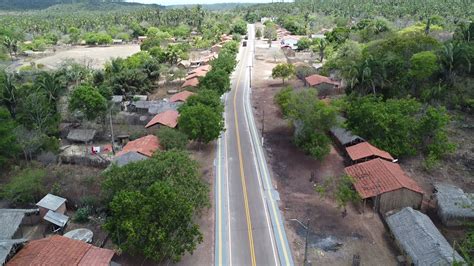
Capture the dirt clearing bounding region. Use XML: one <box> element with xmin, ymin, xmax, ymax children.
<box><xmin>251</xmin><ymin>37</ymin><xmax>398</xmax><ymax>265</ymax></box>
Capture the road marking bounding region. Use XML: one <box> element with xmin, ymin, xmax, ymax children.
<box><xmin>233</xmin><ymin>45</ymin><xmax>257</xmax><ymax>266</ymax></box>
<box><xmin>217</xmin><ymin>135</ymin><xmax>223</xmax><ymax>265</ymax></box>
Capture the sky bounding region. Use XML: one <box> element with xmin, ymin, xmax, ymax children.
<box><xmin>127</xmin><ymin>0</ymin><xmax>275</xmax><ymax>6</ymax></box>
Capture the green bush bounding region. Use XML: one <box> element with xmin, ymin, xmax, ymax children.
<box><xmin>74</xmin><ymin>207</ymin><xmax>90</xmax><ymax>223</ymax></box>
<box><xmin>157</xmin><ymin>128</ymin><xmax>188</xmax><ymax>150</ymax></box>
<box><xmin>274</xmin><ymin>87</ymin><xmax>293</xmax><ymax>117</ymax></box>
<box><xmin>294</xmin><ymin>131</ymin><xmax>331</xmax><ymax>159</ymax></box>
<box><xmin>1</xmin><ymin>168</ymin><xmax>46</xmax><ymax>205</ymax></box>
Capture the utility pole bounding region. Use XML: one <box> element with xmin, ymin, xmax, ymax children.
<box><xmin>109</xmin><ymin>107</ymin><xmax>115</xmax><ymax>155</ymax></box>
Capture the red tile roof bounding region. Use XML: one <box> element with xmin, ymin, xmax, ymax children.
<box><xmin>116</xmin><ymin>134</ymin><xmax>160</xmax><ymax>157</ymax></box>
<box><xmin>189</xmin><ymin>65</ymin><xmax>211</xmax><ymax>74</ymax></box>
<box><xmin>346</xmin><ymin>142</ymin><xmax>394</xmax><ymax>162</ymax></box>
<box><xmin>305</xmin><ymin>74</ymin><xmax>340</xmax><ymax>87</ymax></box>
<box><xmin>145</xmin><ymin>110</ymin><xmax>179</xmax><ymax>128</ymax></box>
<box><xmin>170</xmin><ymin>91</ymin><xmax>195</xmax><ymax>103</ymax></box>
<box><xmin>186</xmin><ymin>70</ymin><xmax>207</xmax><ymax>80</ymax></box>
<box><xmin>344</xmin><ymin>158</ymin><xmax>424</xmax><ymax>199</ymax></box>
<box><xmin>7</xmin><ymin>235</ymin><xmax>114</xmax><ymax>266</ymax></box>
<box><xmin>182</xmin><ymin>77</ymin><xmax>199</xmax><ymax>88</ymax></box>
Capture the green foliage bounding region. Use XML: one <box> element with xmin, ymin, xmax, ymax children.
<box><xmin>274</xmin><ymin>86</ymin><xmax>293</xmax><ymax>117</ymax></box>
<box><xmin>345</xmin><ymin>96</ymin><xmax>455</xmax><ymax>162</ymax></box>
<box><xmin>210</xmin><ymin>52</ymin><xmax>237</xmax><ymax>75</ymax></box>
<box><xmin>103</xmin><ymin>150</ymin><xmax>209</xmax><ymax>262</ymax></box>
<box><xmin>324</xmin><ymin>27</ymin><xmax>350</xmax><ymax>46</ymax></box>
<box><xmin>272</xmin><ymin>63</ymin><xmax>296</xmax><ymax>84</ymax></box>
<box><xmin>334</xmin><ymin>175</ymin><xmax>360</xmax><ymax>211</ymax></box>
<box><xmin>409</xmin><ymin>51</ymin><xmax>439</xmax><ymax>80</ymax></box>
<box><xmin>455</xmin><ymin>225</ymin><xmax>474</xmax><ymax>265</ymax></box>
<box><xmin>294</xmin><ymin>130</ymin><xmax>331</xmax><ymax>159</ymax></box>
<box><xmin>178</xmin><ymin>104</ymin><xmax>224</xmax><ymax>144</ymax></box>
<box><xmin>69</xmin><ymin>85</ymin><xmax>107</xmax><ymax>120</ymax></box>
<box><xmin>74</xmin><ymin>207</ymin><xmax>90</xmax><ymax>223</ymax></box>
<box><xmin>84</xmin><ymin>32</ymin><xmax>113</xmax><ymax>45</ymax></box>
<box><xmin>0</xmin><ymin>107</ymin><xmax>18</xmax><ymax>168</ymax></box>
<box><xmin>255</xmin><ymin>28</ymin><xmax>262</xmax><ymax>39</ymax></box>
<box><xmin>231</xmin><ymin>19</ymin><xmax>247</xmax><ymax>35</ymax></box>
<box><xmin>183</xmin><ymin>89</ymin><xmax>224</xmax><ymax>113</ymax></box>
<box><xmin>198</xmin><ymin>69</ymin><xmax>231</xmax><ymax>95</ymax></box>
<box><xmin>156</xmin><ymin>128</ymin><xmax>188</xmax><ymax>150</ymax></box>
<box><xmin>1</xmin><ymin>167</ymin><xmax>45</xmax><ymax>205</ymax></box>
<box><xmin>296</xmin><ymin>37</ymin><xmax>312</xmax><ymax>51</ymax></box>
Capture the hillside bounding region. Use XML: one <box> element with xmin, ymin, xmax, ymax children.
<box><xmin>166</xmin><ymin>3</ymin><xmax>257</xmax><ymax>10</ymax></box>
<box><xmin>0</xmin><ymin>0</ymin><xmax>157</xmax><ymax>11</ymax></box>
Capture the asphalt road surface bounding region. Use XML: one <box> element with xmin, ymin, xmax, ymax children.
<box><xmin>215</xmin><ymin>24</ymin><xmax>294</xmax><ymax>266</ymax></box>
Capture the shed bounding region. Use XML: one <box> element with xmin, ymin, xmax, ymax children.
<box><xmin>170</xmin><ymin>91</ymin><xmax>195</xmax><ymax>103</ymax></box>
<box><xmin>189</xmin><ymin>65</ymin><xmax>211</xmax><ymax>74</ymax></box>
<box><xmin>36</xmin><ymin>194</ymin><xmax>67</xmax><ymax>218</ymax></box>
<box><xmin>305</xmin><ymin>74</ymin><xmax>341</xmax><ymax>96</ymax></box>
<box><xmin>330</xmin><ymin>126</ymin><xmax>365</xmax><ymax>148</ymax></box>
<box><xmin>130</xmin><ymin>100</ymin><xmax>157</xmax><ymax>114</ymax></box>
<box><xmin>116</xmin><ymin>135</ymin><xmax>160</xmax><ymax>158</ymax></box>
<box><xmin>112</xmin><ymin>151</ymin><xmax>148</xmax><ymax>167</ymax></box>
<box><xmin>147</xmin><ymin>101</ymin><xmax>181</xmax><ymax>115</ymax></box>
<box><xmin>7</xmin><ymin>235</ymin><xmax>115</xmax><ymax>266</ymax></box>
<box><xmin>434</xmin><ymin>183</ymin><xmax>474</xmax><ymax>226</ymax></box>
<box><xmin>145</xmin><ymin>110</ymin><xmax>179</xmax><ymax>128</ymax></box>
<box><xmin>345</xmin><ymin>158</ymin><xmax>424</xmax><ymax>213</ymax></box>
<box><xmin>66</xmin><ymin>129</ymin><xmax>96</xmax><ymax>143</ymax></box>
<box><xmin>386</xmin><ymin>207</ymin><xmax>464</xmax><ymax>265</ymax></box>
<box><xmin>64</xmin><ymin>228</ymin><xmax>94</xmax><ymax>243</ymax></box>
<box><xmin>43</xmin><ymin>210</ymin><xmax>69</xmax><ymax>228</ymax></box>
<box><xmin>346</xmin><ymin>142</ymin><xmax>395</xmax><ymax>164</ymax></box>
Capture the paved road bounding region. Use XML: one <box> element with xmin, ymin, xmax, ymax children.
<box><xmin>215</xmin><ymin>24</ymin><xmax>294</xmax><ymax>266</ymax></box>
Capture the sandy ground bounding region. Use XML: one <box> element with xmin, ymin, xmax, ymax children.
<box><xmin>250</xmin><ymin>37</ymin><xmax>398</xmax><ymax>265</ymax></box>
<box><xmin>31</xmin><ymin>44</ymin><xmax>140</xmax><ymax>69</ymax></box>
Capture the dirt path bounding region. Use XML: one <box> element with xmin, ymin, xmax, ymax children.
<box><xmin>251</xmin><ymin>37</ymin><xmax>398</xmax><ymax>265</ymax></box>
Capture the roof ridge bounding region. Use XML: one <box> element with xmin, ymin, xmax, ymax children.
<box><xmin>378</xmin><ymin>159</ymin><xmax>404</xmax><ymax>189</ymax></box>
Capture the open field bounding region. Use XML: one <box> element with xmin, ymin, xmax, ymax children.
<box><xmin>30</xmin><ymin>44</ymin><xmax>140</xmax><ymax>69</ymax></box>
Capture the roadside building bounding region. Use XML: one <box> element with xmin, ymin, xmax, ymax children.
<box><xmin>177</xmin><ymin>60</ymin><xmax>191</xmax><ymax>69</ymax></box>
<box><xmin>116</xmin><ymin>135</ymin><xmax>160</xmax><ymax>158</ymax></box>
<box><xmin>146</xmin><ymin>110</ymin><xmax>179</xmax><ymax>129</ymax></box>
<box><xmin>280</xmin><ymin>36</ymin><xmax>300</xmax><ymax>50</ymax></box>
<box><xmin>304</xmin><ymin>74</ymin><xmax>341</xmax><ymax>96</ymax></box>
<box><xmin>36</xmin><ymin>194</ymin><xmax>67</xmax><ymax>218</ymax></box>
<box><xmin>386</xmin><ymin>207</ymin><xmax>464</xmax><ymax>265</ymax></box>
<box><xmin>7</xmin><ymin>235</ymin><xmax>115</xmax><ymax>266</ymax></box>
<box><xmin>112</xmin><ymin>39</ymin><xmax>123</xmax><ymax>45</ymax></box>
<box><xmin>170</xmin><ymin>91</ymin><xmax>195</xmax><ymax>103</ymax></box>
<box><xmin>188</xmin><ymin>64</ymin><xmax>211</xmax><ymax>74</ymax></box>
<box><xmin>0</xmin><ymin>209</ymin><xmax>39</xmax><ymax>265</ymax></box>
<box><xmin>66</xmin><ymin>129</ymin><xmax>96</xmax><ymax>143</ymax></box>
<box><xmin>147</xmin><ymin>101</ymin><xmax>181</xmax><ymax>115</ymax></box>
<box><xmin>345</xmin><ymin>142</ymin><xmax>395</xmax><ymax>164</ymax></box>
<box><xmin>345</xmin><ymin>158</ymin><xmax>424</xmax><ymax>213</ymax></box>
<box><xmin>130</xmin><ymin>100</ymin><xmax>156</xmax><ymax>114</ymax></box>
<box><xmin>211</xmin><ymin>44</ymin><xmax>222</xmax><ymax>53</ymax></box>
<box><xmin>434</xmin><ymin>183</ymin><xmax>474</xmax><ymax>226</ymax></box>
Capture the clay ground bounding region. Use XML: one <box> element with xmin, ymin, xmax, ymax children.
<box><xmin>250</xmin><ymin>36</ymin><xmax>399</xmax><ymax>265</ymax></box>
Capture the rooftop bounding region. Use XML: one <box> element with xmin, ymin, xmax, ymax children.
<box><xmin>36</xmin><ymin>194</ymin><xmax>66</xmax><ymax>211</ymax></box>
<box><xmin>44</xmin><ymin>210</ymin><xmax>69</xmax><ymax>227</ymax></box>
<box><xmin>145</xmin><ymin>110</ymin><xmax>179</xmax><ymax>129</ymax></box>
<box><xmin>344</xmin><ymin>158</ymin><xmax>424</xmax><ymax>199</ymax></box>
<box><xmin>189</xmin><ymin>65</ymin><xmax>211</xmax><ymax>74</ymax></box>
<box><xmin>305</xmin><ymin>74</ymin><xmax>340</xmax><ymax>87</ymax></box>
<box><xmin>7</xmin><ymin>235</ymin><xmax>115</xmax><ymax>266</ymax></box>
<box><xmin>112</xmin><ymin>151</ymin><xmax>148</xmax><ymax>167</ymax></box>
<box><xmin>116</xmin><ymin>135</ymin><xmax>160</xmax><ymax>158</ymax></box>
<box><xmin>66</xmin><ymin>129</ymin><xmax>96</xmax><ymax>143</ymax></box>
<box><xmin>182</xmin><ymin>77</ymin><xmax>199</xmax><ymax>88</ymax></box>
<box><xmin>346</xmin><ymin>142</ymin><xmax>395</xmax><ymax>162</ymax></box>
<box><xmin>330</xmin><ymin>126</ymin><xmax>365</xmax><ymax>147</ymax></box>
<box><xmin>435</xmin><ymin>183</ymin><xmax>474</xmax><ymax>224</ymax></box>
<box><xmin>386</xmin><ymin>207</ymin><xmax>464</xmax><ymax>265</ymax></box>
<box><xmin>170</xmin><ymin>91</ymin><xmax>195</xmax><ymax>103</ymax></box>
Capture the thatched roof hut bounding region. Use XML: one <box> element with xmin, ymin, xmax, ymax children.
<box><xmin>434</xmin><ymin>183</ymin><xmax>474</xmax><ymax>226</ymax></box>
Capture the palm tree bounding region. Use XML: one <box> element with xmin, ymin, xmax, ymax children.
<box><xmin>312</xmin><ymin>38</ymin><xmax>328</xmax><ymax>62</ymax></box>
<box><xmin>2</xmin><ymin>36</ymin><xmax>17</xmax><ymax>61</ymax></box>
<box><xmin>0</xmin><ymin>71</ymin><xmax>19</xmax><ymax>118</ymax></box>
<box><xmin>36</xmin><ymin>72</ymin><xmax>64</xmax><ymax>102</ymax></box>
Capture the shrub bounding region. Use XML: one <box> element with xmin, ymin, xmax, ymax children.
<box><xmin>294</xmin><ymin>131</ymin><xmax>331</xmax><ymax>159</ymax></box>
<box><xmin>274</xmin><ymin>87</ymin><xmax>293</xmax><ymax>117</ymax></box>
<box><xmin>74</xmin><ymin>207</ymin><xmax>90</xmax><ymax>223</ymax></box>
<box><xmin>1</xmin><ymin>168</ymin><xmax>46</xmax><ymax>205</ymax></box>
<box><xmin>157</xmin><ymin>128</ymin><xmax>188</xmax><ymax>150</ymax></box>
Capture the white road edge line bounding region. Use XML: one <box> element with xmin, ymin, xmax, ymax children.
<box><xmin>224</xmin><ymin>93</ymin><xmax>233</xmax><ymax>266</ymax></box>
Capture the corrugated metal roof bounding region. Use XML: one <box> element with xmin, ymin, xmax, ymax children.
<box><xmin>44</xmin><ymin>210</ymin><xmax>69</xmax><ymax>227</ymax></box>
<box><xmin>7</xmin><ymin>235</ymin><xmax>114</xmax><ymax>266</ymax></box>
<box><xmin>435</xmin><ymin>183</ymin><xmax>474</xmax><ymax>225</ymax></box>
<box><xmin>330</xmin><ymin>126</ymin><xmax>364</xmax><ymax>147</ymax></box>
<box><xmin>344</xmin><ymin>158</ymin><xmax>424</xmax><ymax>199</ymax></box>
<box><xmin>36</xmin><ymin>194</ymin><xmax>66</xmax><ymax>211</ymax></box>
<box><xmin>346</xmin><ymin>142</ymin><xmax>394</xmax><ymax>162</ymax></box>
<box><xmin>66</xmin><ymin>129</ymin><xmax>96</xmax><ymax>143</ymax></box>
<box><xmin>386</xmin><ymin>207</ymin><xmax>464</xmax><ymax>265</ymax></box>
<box><xmin>112</xmin><ymin>151</ymin><xmax>148</xmax><ymax>166</ymax></box>
<box><xmin>170</xmin><ymin>91</ymin><xmax>194</xmax><ymax>103</ymax></box>
<box><xmin>116</xmin><ymin>135</ymin><xmax>160</xmax><ymax>158</ymax></box>
<box><xmin>145</xmin><ymin>110</ymin><xmax>179</xmax><ymax>129</ymax></box>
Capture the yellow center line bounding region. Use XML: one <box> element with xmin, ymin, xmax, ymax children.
<box><xmin>233</xmin><ymin>46</ymin><xmax>257</xmax><ymax>266</ymax></box>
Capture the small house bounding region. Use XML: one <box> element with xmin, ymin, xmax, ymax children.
<box><xmin>170</xmin><ymin>91</ymin><xmax>195</xmax><ymax>103</ymax></box>
<box><xmin>434</xmin><ymin>183</ymin><xmax>474</xmax><ymax>226</ymax></box>
<box><xmin>386</xmin><ymin>207</ymin><xmax>464</xmax><ymax>265</ymax></box>
<box><xmin>345</xmin><ymin>142</ymin><xmax>395</xmax><ymax>164</ymax></box>
<box><xmin>112</xmin><ymin>151</ymin><xmax>148</xmax><ymax>167</ymax></box>
<box><xmin>7</xmin><ymin>235</ymin><xmax>115</xmax><ymax>266</ymax></box>
<box><xmin>147</xmin><ymin>101</ymin><xmax>181</xmax><ymax>115</ymax></box>
<box><xmin>145</xmin><ymin>110</ymin><xmax>179</xmax><ymax>129</ymax></box>
<box><xmin>112</xmin><ymin>39</ymin><xmax>123</xmax><ymax>45</ymax></box>
<box><xmin>211</xmin><ymin>44</ymin><xmax>222</xmax><ymax>53</ymax></box>
<box><xmin>66</xmin><ymin>129</ymin><xmax>96</xmax><ymax>143</ymax></box>
<box><xmin>116</xmin><ymin>135</ymin><xmax>160</xmax><ymax>158</ymax></box>
<box><xmin>304</xmin><ymin>74</ymin><xmax>341</xmax><ymax>96</ymax></box>
<box><xmin>137</xmin><ymin>36</ymin><xmax>147</xmax><ymax>44</ymax></box>
<box><xmin>280</xmin><ymin>36</ymin><xmax>300</xmax><ymax>50</ymax></box>
<box><xmin>36</xmin><ymin>194</ymin><xmax>67</xmax><ymax>218</ymax></box>
<box><xmin>189</xmin><ymin>65</ymin><xmax>211</xmax><ymax>74</ymax></box>
<box><xmin>345</xmin><ymin>158</ymin><xmax>424</xmax><ymax>213</ymax></box>
<box><xmin>182</xmin><ymin>77</ymin><xmax>199</xmax><ymax>88</ymax></box>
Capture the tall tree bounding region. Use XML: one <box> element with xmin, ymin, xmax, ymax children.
<box><xmin>178</xmin><ymin>104</ymin><xmax>224</xmax><ymax>144</ymax></box>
